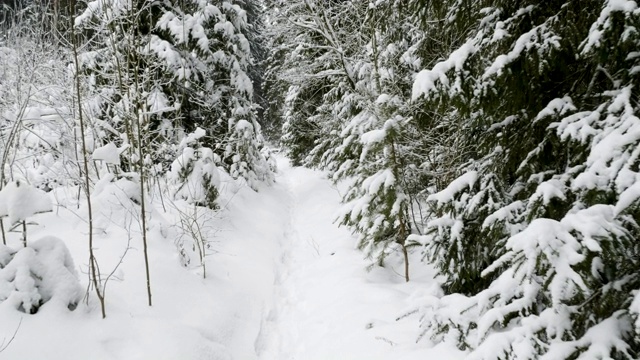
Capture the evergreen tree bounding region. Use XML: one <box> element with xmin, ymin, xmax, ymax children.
<box><xmin>75</xmin><ymin>0</ymin><xmax>272</xmax><ymax>189</ymax></box>
<box><xmin>168</xmin><ymin>127</ymin><xmax>220</xmax><ymax>209</ymax></box>
<box><xmin>265</xmin><ymin>0</ymin><xmax>362</xmax><ymax>166</ymax></box>
<box><xmin>329</xmin><ymin>1</ymin><xmax>427</xmax><ymax>281</ymax></box>
<box><xmin>412</xmin><ymin>1</ymin><xmax>640</xmax><ymax>357</ymax></box>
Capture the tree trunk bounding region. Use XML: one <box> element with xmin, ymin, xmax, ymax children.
<box><xmin>22</xmin><ymin>221</ymin><xmax>27</xmax><ymax>248</ymax></box>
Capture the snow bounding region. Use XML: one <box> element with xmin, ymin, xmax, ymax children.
<box><xmin>534</xmin><ymin>96</ymin><xmax>576</xmax><ymax>122</ymax></box>
<box><xmin>0</xmin><ymin>181</ymin><xmax>53</xmax><ymax>224</ymax></box>
<box><xmin>616</xmin><ymin>180</ymin><xmax>640</xmax><ymax>214</ymax></box>
<box><xmin>443</xmin><ymin>202</ymin><xmax>633</xmax><ymax>358</ymax></box>
<box><xmin>427</xmin><ymin>171</ymin><xmax>478</xmax><ymax>204</ymax></box>
<box><xmin>483</xmin><ymin>200</ymin><xmax>524</xmax><ymax>231</ymax></box>
<box><xmin>499</xmin><ymin>218</ymin><xmax>587</xmax><ymax>292</ymax></box>
<box><xmin>92</xmin><ymin>143</ymin><xmax>121</xmax><ymax>165</ymax></box>
<box><xmin>361</xmin><ymin>128</ymin><xmax>386</xmax><ymax>145</ymax></box>
<box><xmin>0</xmin><ymin>236</ymin><xmax>81</xmax><ymax>314</ymax></box>
<box><xmin>146</xmin><ymin>89</ymin><xmax>174</xmax><ymax>114</ymax></box>
<box><xmin>179</xmin><ymin>127</ymin><xmax>207</xmax><ymax>148</ymax></box>
<box><xmin>540</xmin><ymin>311</ymin><xmax>633</xmax><ymax>360</ymax></box>
<box><xmin>235</xmin><ymin>119</ymin><xmax>253</xmax><ymax>132</ymax></box>
<box><xmin>531</xmin><ymin>179</ymin><xmax>567</xmax><ymax>205</ymax></box>
<box><xmin>168</xmin><ymin>145</ymin><xmax>221</xmax><ymax>207</ymax></box>
<box><xmin>483</xmin><ymin>22</ymin><xmax>561</xmax><ymax>79</ymax></box>
<box><xmin>582</xmin><ymin>0</ymin><xmax>639</xmax><ymax>54</ymax></box>
<box><xmin>362</xmin><ymin>168</ymin><xmax>395</xmax><ymax>194</ymax></box>
<box><xmin>256</xmin><ymin>158</ymin><xmax>461</xmax><ymax>359</ymax></box>
<box><xmin>0</xmin><ymin>156</ymin><xmax>459</xmax><ymax>359</ymax></box>
<box><xmin>411</xmin><ymin>42</ymin><xmax>476</xmax><ymax>100</ymax></box>
<box><xmin>559</xmin><ymin>86</ymin><xmax>640</xmax><ymax>194</ymax></box>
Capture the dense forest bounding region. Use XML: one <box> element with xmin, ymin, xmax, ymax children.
<box><xmin>1</xmin><ymin>0</ymin><xmax>640</xmax><ymax>359</ymax></box>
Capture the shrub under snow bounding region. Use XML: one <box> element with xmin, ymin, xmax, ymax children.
<box><xmin>0</xmin><ymin>237</ymin><xmax>82</xmax><ymax>314</ymax></box>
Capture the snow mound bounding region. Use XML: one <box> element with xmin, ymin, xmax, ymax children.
<box><xmin>179</xmin><ymin>126</ymin><xmax>207</xmax><ymax>148</ymax></box>
<box><xmin>89</xmin><ymin>173</ymin><xmax>167</xmax><ymax>235</ymax></box>
<box><xmin>0</xmin><ymin>237</ymin><xmax>82</xmax><ymax>314</ymax></box>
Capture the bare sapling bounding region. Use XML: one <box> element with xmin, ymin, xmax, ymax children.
<box><xmin>70</xmin><ymin>0</ymin><xmax>106</xmax><ymax>318</ymax></box>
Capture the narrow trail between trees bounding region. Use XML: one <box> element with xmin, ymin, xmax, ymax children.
<box><xmin>243</xmin><ymin>157</ymin><xmax>458</xmax><ymax>360</ymax></box>
<box><xmin>253</xmin><ymin>156</ymin><xmax>352</xmax><ymax>359</ymax></box>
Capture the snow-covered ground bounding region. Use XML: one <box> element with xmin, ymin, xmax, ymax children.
<box><xmin>0</xmin><ymin>156</ymin><xmax>463</xmax><ymax>359</ymax></box>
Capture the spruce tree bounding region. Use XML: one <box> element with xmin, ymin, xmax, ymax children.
<box><xmin>329</xmin><ymin>1</ymin><xmax>427</xmax><ymax>281</ymax></box>
<box><xmin>413</xmin><ymin>1</ymin><xmax>640</xmax><ymax>357</ymax></box>
<box><xmin>75</xmin><ymin>0</ymin><xmax>272</xmax><ymax>187</ymax></box>
<box><xmin>266</xmin><ymin>0</ymin><xmax>362</xmax><ymax>167</ymax></box>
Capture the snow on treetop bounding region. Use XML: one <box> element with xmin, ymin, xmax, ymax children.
<box><xmin>0</xmin><ymin>181</ymin><xmax>53</xmax><ymax>224</ymax></box>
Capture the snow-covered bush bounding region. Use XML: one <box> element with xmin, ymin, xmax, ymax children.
<box><xmin>0</xmin><ymin>180</ymin><xmax>53</xmax><ymax>226</ymax></box>
<box><xmin>0</xmin><ymin>32</ymin><xmax>77</xmax><ymax>193</ymax></box>
<box><xmin>168</xmin><ymin>128</ymin><xmax>221</xmax><ymax>210</ymax></box>
<box><xmin>89</xmin><ymin>172</ymin><xmax>167</xmax><ymax>236</ymax></box>
<box><xmin>7</xmin><ymin>107</ymin><xmax>76</xmax><ymax>191</ymax></box>
<box><xmin>0</xmin><ymin>237</ymin><xmax>82</xmax><ymax>314</ymax></box>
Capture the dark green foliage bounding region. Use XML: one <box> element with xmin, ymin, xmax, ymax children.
<box><xmin>413</xmin><ymin>0</ymin><xmax>640</xmax><ymax>357</ymax></box>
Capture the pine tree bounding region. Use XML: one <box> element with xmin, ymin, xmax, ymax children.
<box><xmin>75</xmin><ymin>0</ymin><xmax>272</xmax><ymax>187</ymax></box>
<box><xmin>412</xmin><ymin>1</ymin><xmax>640</xmax><ymax>357</ymax></box>
<box><xmin>329</xmin><ymin>1</ymin><xmax>428</xmax><ymax>281</ymax></box>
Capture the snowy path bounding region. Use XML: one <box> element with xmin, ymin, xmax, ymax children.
<box><xmin>254</xmin><ymin>158</ymin><xmax>330</xmax><ymax>358</ymax></box>
<box><xmin>249</xmin><ymin>158</ymin><xmax>462</xmax><ymax>360</ymax></box>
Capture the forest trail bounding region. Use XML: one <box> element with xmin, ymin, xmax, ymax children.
<box><xmin>254</xmin><ymin>157</ymin><xmax>355</xmax><ymax>359</ymax></box>
<box><xmin>247</xmin><ymin>157</ymin><xmax>459</xmax><ymax>360</ymax></box>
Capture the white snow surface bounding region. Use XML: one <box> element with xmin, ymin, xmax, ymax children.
<box><xmin>0</xmin><ymin>156</ymin><xmax>460</xmax><ymax>360</ymax></box>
